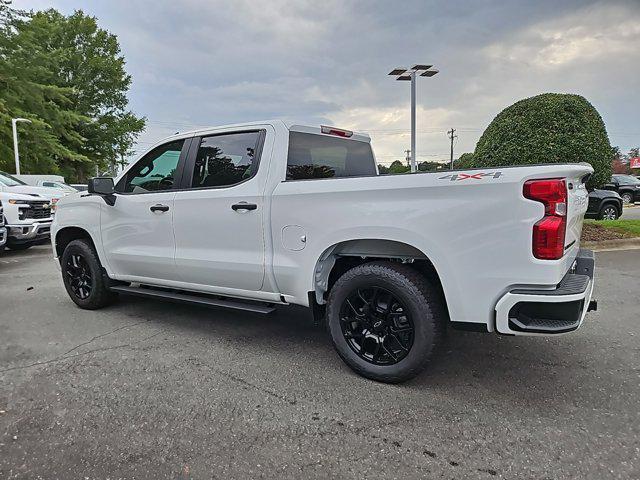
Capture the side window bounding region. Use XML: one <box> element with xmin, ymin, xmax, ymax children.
<box><xmin>118</xmin><ymin>140</ymin><xmax>185</xmax><ymax>193</ymax></box>
<box><xmin>42</xmin><ymin>182</ymin><xmax>56</xmax><ymax>187</ymax></box>
<box><xmin>190</xmin><ymin>131</ymin><xmax>261</xmax><ymax>188</ymax></box>
<box><xmin>286</xmin><ymin>132</ymin><xmax>376</xmax><ymax>180</ymax></box>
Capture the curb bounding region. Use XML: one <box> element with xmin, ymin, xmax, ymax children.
<box><xmin>582</xmin><ymin>237</ymin><xmax>640</xmax><ymax>252</ymax></box>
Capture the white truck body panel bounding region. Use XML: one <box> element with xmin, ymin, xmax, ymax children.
<box><xmin>52</xmin><ymin>120</ymin><xmax>595</xmax><ymax>334</ymax></box>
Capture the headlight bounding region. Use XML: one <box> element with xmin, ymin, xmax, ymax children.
<box><xmin>8</xmin><ymin>199</ymin><xmax>30</xmax><ymax>204</ymax></box>
<box><xmin>51</xmin><ymin>198</ymin><xmax>58</xmax><ymax>212</ymax></box>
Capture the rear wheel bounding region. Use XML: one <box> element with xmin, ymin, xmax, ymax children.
<box><xmin>61</xmin><ymin>239</ymin><xmax>116</xmax><ymax>309</ymax></box>
<box><xmin>326</xmin><ymin>261</ymin><xmax>444</xmax><ymax>383</ymax></box>
<box><xmin>621</xmin><ymin>192</ymin><xmax>633</xmax><ymax>205</ymax></box>
<box><xmin>598</xmin><ymin>203</ymin><xmax>620</xmax><ymax>220</ymax></box>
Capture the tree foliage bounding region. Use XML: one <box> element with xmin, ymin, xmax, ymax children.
<box><xmin>0</xmin><ymin>5</ymin><xmax>145</xmax><ymax>181</ymax></box>
<box><xmin>464</xmin><ymin>93</ymin><xmax>612</xmax><ymax>188</ymax></box>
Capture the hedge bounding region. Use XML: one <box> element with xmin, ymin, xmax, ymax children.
<box><xmin>466</xmin><ymin>93</ymin><xmax>612</xmax><ymax>188</ymax></box>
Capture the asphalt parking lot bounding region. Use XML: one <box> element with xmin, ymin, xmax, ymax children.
<box><xmin>621</xmin><ymin>204</ymin><xmax>640</xmax><ymax>220</ymax></box>
<box><xmin>1</xmin><ymin>246</ymin><xmax>639</xmax><ymax>479</ymax></box>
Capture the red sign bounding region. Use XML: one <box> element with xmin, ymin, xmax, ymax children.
<box><xmin>631</xmin><ymin>157</ymin><xmax>640</xmax><ymax>169</ymax></box>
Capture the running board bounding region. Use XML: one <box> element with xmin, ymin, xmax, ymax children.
<box><xmin>109</xmin><ymin>285</ymin><xmax>276</xmax><ymax>314</ymax></box>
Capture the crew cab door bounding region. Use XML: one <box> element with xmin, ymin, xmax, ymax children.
<box><xmin>172</xmin><ymin>129</ymin><xmax>270</xmax><ymax>291</ymax></box>
<box><xmin>100</xmin><ymin>139</ymin><xmax>190</xmax><ymax>282</ymax></box>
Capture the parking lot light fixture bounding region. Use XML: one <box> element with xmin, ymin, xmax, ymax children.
<box><xmin>388</xmin><ymin>65</ymin><xmax>439</xmax><ymax>173</ymax></box>
<box><xmin>12</xmin><ymin>117</ymin><xmax>32</xmax><ymax>175</ymax></box>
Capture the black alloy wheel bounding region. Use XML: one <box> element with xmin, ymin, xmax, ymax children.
<box><xmin>61</xmin><ymin>238</ymin><xmax>116</xmax><ymax>309</ymax></box>
<box><xmin>65</xmin><ymin>253</ymin><xmax>93</xmax><ymax>300</ymax></box>
<box><xmin>340</xmin><ymin>287</ymin><xmax>414</xmax><ymax>365</ymax></box>
<box><xmin>326</xmin><ymin>261</ymin><xmax>444</xmax><ymax>383</ymax></box>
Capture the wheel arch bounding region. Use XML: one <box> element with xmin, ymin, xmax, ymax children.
<box><xmin>55</xmin><ymin>226</ymin><xmax>99</xmax><ymax>260</ymax></box>
<box><xmin>311</xmin><ymin>238</ymin><xmax>449</xmax><ymax>317</ymax></box>
<box><xmin>599</xmin><ymin>199</ymin><xmax>622</xmax><ymax>217</ymax></box>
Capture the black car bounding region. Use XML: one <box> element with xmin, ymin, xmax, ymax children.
<box><xmin>586</xmin><ymin>189</ymin><xmax>623</xmax><ymax>220</ymax></box>
<box><xmin>602</xmin><ymin>174</ymin><xmax>640</xmax><ymax>204</ymax></box>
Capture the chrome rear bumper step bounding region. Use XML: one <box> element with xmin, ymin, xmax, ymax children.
<box><xmin>109</xmin><ymin>285</ymin><xmax>276</xmax><ymax>314</ymax></box>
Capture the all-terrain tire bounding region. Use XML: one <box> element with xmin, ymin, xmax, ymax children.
<box><xmin>61</xmin><ymin>239</ymin><xmax>117</xmax><ymax>310</ymax></box>
<box><xmin>326</xmin><ymin>261</ymin><xmax>445</xmax><ymax>383</ymax></box>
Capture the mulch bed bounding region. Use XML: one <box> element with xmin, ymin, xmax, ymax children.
<box><xmin>581</xmin><ymin>222</ymin><xmax>634</xmax><ymax>242</ymax></box>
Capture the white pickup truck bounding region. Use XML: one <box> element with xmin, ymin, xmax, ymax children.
<box><xmin>0</xmin><ymin>172</ymin><xmax>59</xmax><ymax>251</ymax></box>
<box><xmin>51</xmin><ymin>120</ymin><xmax>597</xmax><ymax>382</ymax></box>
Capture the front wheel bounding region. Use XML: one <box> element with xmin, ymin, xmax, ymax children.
<box><xmin>61</xmin><ymin>239</ymin><xmax>116</xmax><ymax>309</ymax></box>
<box><xmin>326</xmin><ymin>261</ymin><xmax>444</xmax><ymax>383</ymax></box>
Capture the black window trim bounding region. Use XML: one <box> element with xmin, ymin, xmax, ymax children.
<box><xmin>175</xmin><ymin>129</ymin><xmax>266</xmax><ymax>192</ymax></box>
<box><xmin>114</xmin><ymin>137</ymin><xmax>194</xmax><ymax>196</ymax></box>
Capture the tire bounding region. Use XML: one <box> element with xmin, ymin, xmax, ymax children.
<box><xmin>598</xmin><ymin>203</ymin><xmax>620</xmax><ymax>220</ymax></box>
<box><xmin>61</xmin><ymin>239</ymin><xmax>116</xmax><ymax>309</ymax></box>
<box><xmin>621</xmin><ymin>192</ymin><xmax>633</xmax><ymax>205</ymax></box>
<box><xmin>7</xmin><ymin>243</ymin><xmax>32</xmax><ymax>251</ymax></box>
<box><xmin>326</xmin><ymin>261</ymin><xmax>444</xmax><ymax>383</ymax></box>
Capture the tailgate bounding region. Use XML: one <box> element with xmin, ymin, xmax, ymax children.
<box><xmin>565</xmin><ymin>172</ymin><xmax>590</xmax><ymax>254</ymax></box>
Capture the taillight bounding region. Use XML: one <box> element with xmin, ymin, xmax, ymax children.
<box><xmin>321</xmin><ymin>125</ymin><xmax>353</xmax><ymax>137</ymax></box>
<box><xmin>523</xmin><ymin>178</ymin><xmax>567</xmax><ymax>260</ymax></box>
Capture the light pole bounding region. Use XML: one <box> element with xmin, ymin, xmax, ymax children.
<box><xmin>388</xmin><ymin>65</ymin><xmax>439</xmax><ymax>173</ymax></box>
<box><xmin>12</xmin><ymin>117</ymin><xmax>32</xmax><ymax>175</ymax></box>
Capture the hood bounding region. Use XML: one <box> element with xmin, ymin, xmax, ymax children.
<box><xmin>3</xmin><ymin>184</ymin><xmax>67</xmax><ymax>200</ymax></box>
<box><xmin>0</xmin><ymin>190</ymin><xmax>46</xmax><ymax>202</ymax></box>
<box><xmin>590</xmin><ymin>189</ymin><xmax>622</xmax><ymax>200</ymax></box>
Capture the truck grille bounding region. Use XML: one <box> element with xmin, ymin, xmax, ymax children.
<box><xmin>0</xmin><ymin>202</ymin><xmax>4</xmax><ymax>226</ymax></box>
<box><xmin>23</xmin><ymin>201</ymin><xmax>52</xmax><ymax>220</ymax></box>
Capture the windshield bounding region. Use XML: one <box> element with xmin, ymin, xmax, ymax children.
<box><xmin>0</xmin><ymin>171</ymin><xmax>27</xmax><ymax>187</ymax></box>
<box><xmin>42</xmin><ymin>181</ymin><xmax>77</xmax><ymax>192</ymax></box>
<box><xmin>615</xmin><ymin>175</ymin><xmax>640</xmax><ymax>185</ymax></box>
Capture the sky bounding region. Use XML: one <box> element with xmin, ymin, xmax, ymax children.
<box><xmin>17</xmin><ymin>0</ymin><xmax>640</xmax><ymax>165</ymax></box>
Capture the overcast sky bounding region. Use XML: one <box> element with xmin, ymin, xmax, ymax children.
<box><xmin>18</xmin><ymin>0</ymin><xmax>640</xmax><ymax>164</ymax></box>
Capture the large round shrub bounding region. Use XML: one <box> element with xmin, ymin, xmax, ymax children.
<box><xmin>470</xmin><ymin>93</ymin><xmax>611</xmax><ymax>187</ymax></box>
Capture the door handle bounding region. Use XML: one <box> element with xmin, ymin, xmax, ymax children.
<box><xmin>150</xmin><ymin>204</ymin><xmax>170</xmax><ymax>213</ymax></box>
<box><xmin>231</xmin><ymin>202</ymin><xmax>257</xmax><ymax>211</ymax></box>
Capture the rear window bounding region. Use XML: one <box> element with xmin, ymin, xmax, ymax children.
<box><xmin>286</xmin><ymin>132</ymin><xmax>376</xmax><ymax>180</ymax></box>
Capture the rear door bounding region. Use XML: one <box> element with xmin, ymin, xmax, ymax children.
<box><xmin>172</xmin><ymin>129</ymin><xmax>271</xmax><ymax>291</ymax></box>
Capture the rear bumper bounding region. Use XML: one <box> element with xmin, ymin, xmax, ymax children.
<box><xmin>495</xmin><ymin>249</ymin><xmax>595</xmax><ymax>335</ymax></box>
<box><xmin>6</xmin><ymin>222</ymin><xmax>52</xmax><ymax>245</ymax></box>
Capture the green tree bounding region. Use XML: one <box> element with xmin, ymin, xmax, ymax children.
<box><xmin>0</xmin><ymin>7</ymin><xmax>145</xmax><ymax>181</ymax></box>
<box><xmin>377</xmin><ymin>164</ymin><xmax>390</xmax><ymax>174</ymax></box>
<box><xmin>455</xmin><ymin>152</ymin><xmax>475</xmax><ymax>169</ymax></box>
<box><xmin>388</xmin><ymin>160</ymin><xmax>410</xmax><ymax>174</ymax></box>
<box><xmin>469</xmin><ymin>93</ymin><xmax>612</xmax><ymax>188</ymax></box>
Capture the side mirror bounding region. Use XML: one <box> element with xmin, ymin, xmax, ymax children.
<box><xmin>88</xmin><ymin>177</ymin><xmax>116</xmax><ymax>205</ymax></box>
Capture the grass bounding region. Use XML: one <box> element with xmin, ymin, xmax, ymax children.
<box><xmin>583</xmin><ymin>219</ymin><xmax>640</xmax><ymax>241</ymax></box>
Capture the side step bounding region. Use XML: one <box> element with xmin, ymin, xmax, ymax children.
<box><xmin>109</xmin><ymin>285</ymin><xmax>276</xmax><ymax>314</ymax></box>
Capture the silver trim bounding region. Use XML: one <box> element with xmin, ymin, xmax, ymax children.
<box><xmin>6</xmin><ymin>221</ymin><xmax>52</xmax><ymax>241</ymax></box>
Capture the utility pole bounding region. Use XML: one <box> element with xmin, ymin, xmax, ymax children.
<box><xmin>448</xmin><ymin>128</ymin><xmax>457</xmax><ymax>170</ymax></box>
<box><xmin>404</xmin><ymin>149</ymin><xmax>411</xmax><ymax>167</ymax></box>
<box><xmin>12</xmin><ymin>118</ymin><xmax>32</xmax><ymax>175</ymax></box>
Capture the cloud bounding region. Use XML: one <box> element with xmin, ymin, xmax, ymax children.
<box><xmin>484</xmin><ymin>4</ymin><xmax>640</xmax><ymax>68</ymax></box>
<box><xmin>18</xmin><ymin>0</ymin><xmax>640</xmax><ymax>161</ymax></box>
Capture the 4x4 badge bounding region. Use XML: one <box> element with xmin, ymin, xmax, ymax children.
<box><xmin>439</xmin><ymin>172</ymin><xmax>502</xmax><ymax>181</ymax></box>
